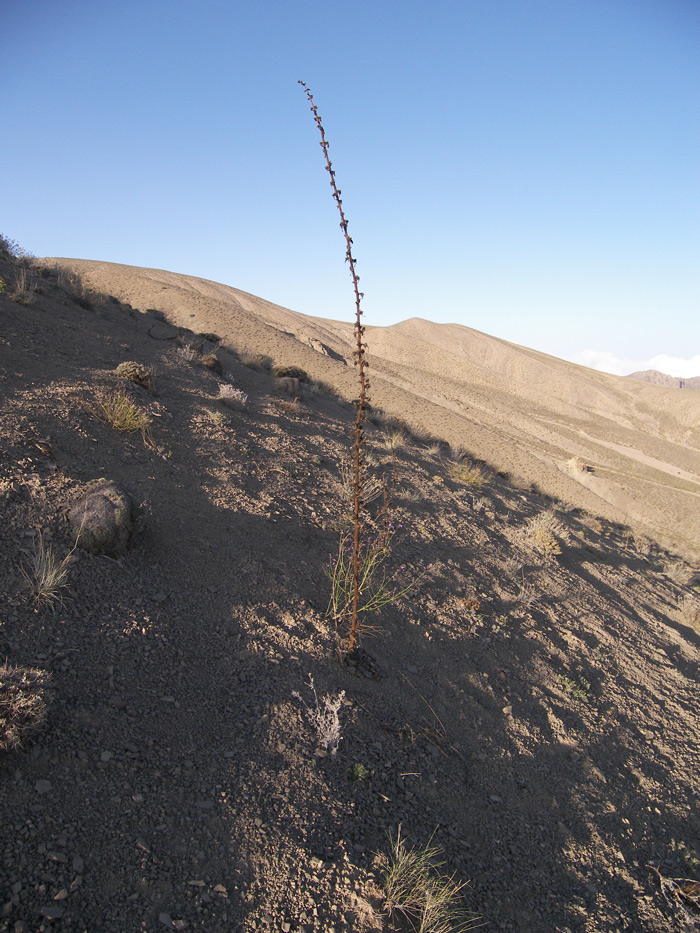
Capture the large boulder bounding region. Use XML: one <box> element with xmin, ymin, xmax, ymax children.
<box><xmin>68</xmin><ymin>480</ymin><xmax>138</xmax><ymax>557</ymax></box>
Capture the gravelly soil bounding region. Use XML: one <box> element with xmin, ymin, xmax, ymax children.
<box><xmin>1</xmin><ymin>255</ymin><xmax>699</xmax><ymax>932</ymax></box>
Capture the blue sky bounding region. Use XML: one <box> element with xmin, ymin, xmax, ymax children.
<box><xmin>4</xmin><ymin>0</ymin><xmax>699</xmax><ymax>376</ymax></box>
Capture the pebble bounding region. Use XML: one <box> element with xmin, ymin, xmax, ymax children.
<box><xmin>72</xmin><ymin>856</ymin><xmax>84</xmax><ymax>874</ymax></box>
<box><xmin>35</xmin><ymin>780</ymin><xmax>52</xmax><ymax>795</ymax></box>
<box><xmin>41</xmin><ymin>905</ymin><xmax>65</xmax><ymax>920</ymax></box>
<box><xmin>158</xmin><ymin>911</ymin><xmax>173</xmax><ymax>927</ymax></box>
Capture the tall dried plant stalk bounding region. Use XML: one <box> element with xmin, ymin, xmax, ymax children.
<box><xmin>299</xmin><ymin>81</ymin><xmax>370</xmax><ymax>655</ymax></box>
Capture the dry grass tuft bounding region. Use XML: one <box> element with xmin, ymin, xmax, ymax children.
<box><xmin>0</xmin><ymin>663</ymin><xmax>51</xmax><ymax>752</ymax></box>
<box><xmin>94</xmin><ymin>390</ymin><xmax>152</xmax><ymax>441</ymax></box>
<box><xmin>381</xmin><ymin>826</ymin><xmax>480</xmax><ymax>932</ymax></box>
<box><xmin>664</xmin><ymin>560</ymin><xmax>697</xmax><ymax>587</ymax></box>
<box><xmin>446</xmin><ymin>460</ymin><xmax>489</xmax><ymax>488</ymax></box>
<box><xmin>22</xmin><ymin>533</ymin><xmax>73</xmax><ymax>607</ymax></box>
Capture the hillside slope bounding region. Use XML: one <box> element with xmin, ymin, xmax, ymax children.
<box><xmin>48</xmin><ymin>259</ymin><xmax>700</xmax><ymax>560</ymax></box>
<box><xmin>1</xmin><ymin>254</ymin><xmax>699</xmax><ymax>933</ymax></box>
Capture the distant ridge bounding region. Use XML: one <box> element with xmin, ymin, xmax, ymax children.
<box><xmin>627</xmin><ymin>369</ymin><xmax>700</xmax><ymax>390</ymax></box>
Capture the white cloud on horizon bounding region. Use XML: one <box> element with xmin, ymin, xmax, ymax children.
<box><xmin>571</xmin><ymin>350</ymin><xmax>700</xmax><ymax>378</ymax></box>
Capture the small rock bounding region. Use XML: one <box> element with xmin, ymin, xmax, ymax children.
<box><xmin>53</xmin><ymin>889</ymin><xmax>69</xmax><ymax>901</ymax></box>
<box><xmin>108</xmin><ymin>696</ymin><xmax>126</xmax><ymax>709</ymax></box>
<box><xmin>41</xmin><ymin>905</ymin><xmax>65</xmax><ymax>920</ymax></box>
<box><xmin>158</xmin><ymin>912</ymin><xmax>173</xmax><ymax>927</ymax></box>
<box><xmin>490</xmin><ymin>795</ymin><xmax>503</xmax><ymax>803</ymax></box>
<box><xmin>213</xmin><ymin>884</ymin><xmax>227</xmax><ymax>896</ymax></box>
<box><xmin>72</xmin><ymin>856</ymin><xmax>84</xmax><ymax>874</ymax></box>
<box><xmin>100</xmin><ymin>751</ymin><xmax>113</xmax><ymax>762</ymax></box>
<box><xmin>35</xmin><ymin>780</ymin><xmax>52</xmax><ymax>795</ymax></box>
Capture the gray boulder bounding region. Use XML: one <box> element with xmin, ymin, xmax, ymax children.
<box><xmin>68</xmin><ymin>480</ymin><xmax>138</xmax><ymax>557</ymax></box>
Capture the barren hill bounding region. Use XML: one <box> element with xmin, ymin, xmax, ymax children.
<box><xmin>48</xmin><ymin>259</ymin><xmax>700</xmax><ymax>561</ymax></box>
<box><xmin>628</xmin><ymin>369</ymin><xmax>700</xmax><ymax>391</ymax></box>
<box><xmin>1</xmin><ymin>252</ymin><xmax>699</xmax><ymax>933</ymax></box>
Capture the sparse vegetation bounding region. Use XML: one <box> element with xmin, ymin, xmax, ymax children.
<box><xmin>560</xmin><ymin>674</ymin><xmax>590</xmax><ymax>701</ymax></box>
<box><xmin>0</xmin><ymin>663</ymin><xmax>50</xmax><ymax>752</ymax></box>
<box><xmin>381</xmin><ymin>826</ymin><xmax>480</xmax><ymax>933</ymax></box>
<box><xmin>348</xmin><ymin>762</ymin><xmax>370</xmax><ymax>781</ymax></box>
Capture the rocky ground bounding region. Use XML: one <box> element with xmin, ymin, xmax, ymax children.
<box><xmin>1</xmin><ymin>250</ymin><xmax>699</xmax><ymax>932</ymax></box>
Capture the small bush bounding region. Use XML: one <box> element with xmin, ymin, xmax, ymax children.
<box><xmin>94</xmin><ymin>390</ymin><xmax>152</xmax><ymax>437</ymax></box>
<box><xmin>348</xmin><ymin>762</ymin><xmax>369</xmax><ymax>781</ymax></box>
<box><xmin>115</xmin><ymin>361</ymin><xmax>154</xmax><ymax>389</ymax></box>
<box><xmin>0</xmin><ymin>663</ymin><xmax>50</xmax><ymax>752</ymax></box>
<box><xmin>520</xmin><ymin>509</ymin><xmax>567</xmax><ymax>558</ymax></box>
<box><xmin>272</xmin><ymin>364</ymin><xmax>309</xmax><ymax>382</ymax></box>
<box><xmin>217</xmin><ymin>383</ymin><xmax>248</xmax><ymax>411</ymax></box>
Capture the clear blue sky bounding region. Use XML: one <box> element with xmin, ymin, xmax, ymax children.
<box><xmin>4</xmin><ymin>0</ymin><xmax>699</xmax><ymax>376</ymax></box>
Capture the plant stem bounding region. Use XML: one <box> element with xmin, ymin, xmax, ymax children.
<box><xmin>299</xmin><ymin>80</ymin><xmax>369</xmax><ymax>655</ymax></box>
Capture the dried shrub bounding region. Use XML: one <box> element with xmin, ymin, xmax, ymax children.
<box><xmin>0</xmin><ymin>664</ymin><xmax>50</xmax><ymax>752</ymax></box>
<box><xmin>677</xmin><ymin>595</ymin><xmax>700</xmax><ymax>632</ymax></box>
<box><xmin>293</xmin><ymin>675</ymin><xmax>345</xmax><ymax>755</ymax></box>
<box><xmin>519</xmin><ymin>509</ymin><xmax>568</xmax><ymax>558</ymax></box>
<box><xmin>217</xmin><ymin>383</ymin><xmax>248</xmax><ymax>411</ymax></box>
